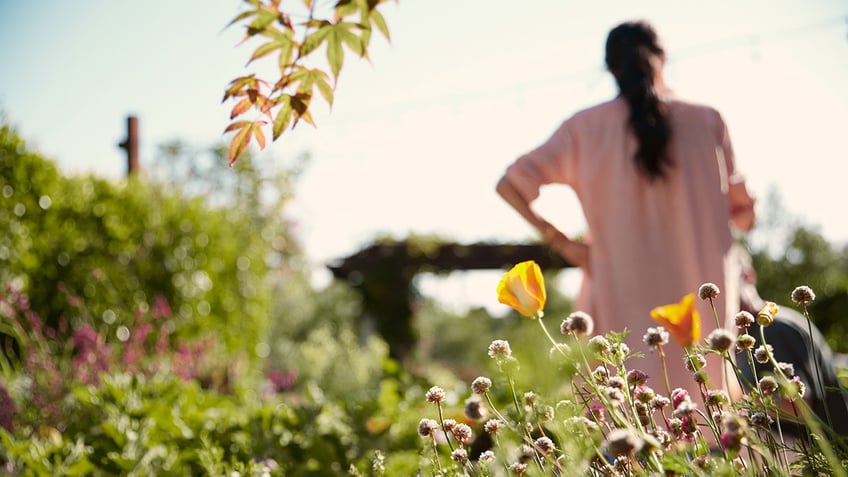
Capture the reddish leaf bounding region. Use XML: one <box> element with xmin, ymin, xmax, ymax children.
<box><xmin>230</xmin><ymin>97</ymin><xmax>253</xmax><ymax>119</ymax></box>
<box><xmin>223</xmin><ymin>120</ymin><xmax>252</xmax><ymax>134</ymax></box>
<box><xmin>252</xmin><ymin>122</ymin><xmax>267</xmax><ymax>149</ymax></box>
<box><xmin>228</xmin><ymin>123</ymin><xmax>253</xmax><ymax>165</ymax></box>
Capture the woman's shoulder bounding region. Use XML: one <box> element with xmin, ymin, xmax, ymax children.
<box><xmin>665</xmin><ymin>94</ymin><xmax>723</xmax><ymax>121</ymax></box>
<box><xmin>569</xmin><ymin>98</ymin><xmax>628</xmax><ymax>124</ymax></box>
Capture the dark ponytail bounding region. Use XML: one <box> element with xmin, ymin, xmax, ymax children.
<box><xmin>605</xmin><ymin>21</ymin><xmax>671</xmax><ymax>181</ymax></box>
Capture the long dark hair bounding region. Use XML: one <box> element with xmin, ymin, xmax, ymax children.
<box><xmin>605</xmin><ymin>21</ymin><xmax>671</xmax><ymax>181</ymax></box>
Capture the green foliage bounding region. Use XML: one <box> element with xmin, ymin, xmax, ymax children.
<box><xmin>0</xmin><ymin>120</ymin><xmax>286</xmax><ymax>364</ymax></box>
<box><xmin>223</xmin><ymin>0</ymin><xmax>395</xmax><ymax>164</ymax></box>
<box><xmin>748</xmin><ymin>189</ymin><xmax>848</xmax><ymax>351</ymax></box>
<box><xmin>0</xmin><ymin>372</ymin><xmax>391</xmax><ymax>476</ymax></box>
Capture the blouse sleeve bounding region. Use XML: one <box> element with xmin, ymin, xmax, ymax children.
<box><xmin>716</xmin><ymin>112</ymin><xmax>756</xmax><ymax>232</ymax></box>
<box><xmin>503</xmin><ymin>119</ymin><xmax>577</xmax><ymax>201</ymax></box>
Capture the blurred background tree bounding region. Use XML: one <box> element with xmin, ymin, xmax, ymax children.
<box><xmin>747</xmin><ymin>188</ymin><xmax>848</xmax><ymax>353</ymax></box>
<box><xmin>0</xmin><ymin>118</ymin><xmax>299</xmax><ymax>367</ymax></box>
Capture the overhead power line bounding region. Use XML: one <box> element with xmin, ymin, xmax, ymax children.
<box><xmin>328</xmin><ymin>15</ymin><xmax>847</xmax><ymax>126</ymax></box>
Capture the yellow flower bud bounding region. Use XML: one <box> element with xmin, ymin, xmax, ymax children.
<box><xmin>496</xmin><ymin>260</ymin><xmax>546</xmax><ymax>317</ymax></box>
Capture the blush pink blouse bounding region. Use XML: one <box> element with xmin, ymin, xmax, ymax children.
<box><xmin>504</xmin><ymin>94</ymin><xmax>755</xmax><ymax>397</ymax></box>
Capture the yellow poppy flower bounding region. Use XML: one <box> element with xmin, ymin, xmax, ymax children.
<box><xmin>756</xmin><ymin>301</ymin><xmax>779</xmax><ymax>327</ymax></box>
<box><xmin>497</xmin><ymin>260</ymin><xmax>546</xmax><ymax>318</ymax></box>
<box><xmin>649</xmin><ymin>293</ymin><xmax>701</xmax><ymax>348</ymax></box>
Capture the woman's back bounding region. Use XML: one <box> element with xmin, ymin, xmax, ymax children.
<box><xmin>500</xmin><ymin>93</ymin><xmax>755</xmax><ymax>397</ymax></box>
<box><xmin>497</xmin><ymin>20</ymin><xmax>755</xmax><ymax>401</ymax></box>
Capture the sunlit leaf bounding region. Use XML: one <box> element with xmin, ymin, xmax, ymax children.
<box><xmin>313</xmin><ymin>74</ymin><xmax>334</xmax><ymax>106</ymax></box>
<box><xmin>223</xmin><ymin>120</ymin><xmax>252</xmax><ymax>134</ymax></box>
<box><xmin>230</xmin><ymin>98</ymin><xmax>253</xmax><ymax>119</ymax></box>
<box><xmin>247</xmin><ymin>9</ymin><xmax>278</xmax><ymax>36</ymax></box>
<box><xmin>298</xmin><ymin>108</ymin><xmax>316</xmax><ymax>128</ymax></box>
<box><xmin>228</xmin><ymin>123</ymin><xmax>253</xmax><ymax>165</ymax></box>
<box><xmin>360</xmin><ymin>25</ymin><xmax>372</xmax><ymax>55</ymax></box>
<box><xmin>334</xmin><ymin>0</ymin><xmax>360</xmax><ymax>17</ymax></box>
<box><xmin>278</xmin><ymin>42</ymin><xmax>295</xmax><ymax>72</ymax></box>
<box><xmin>272</xmin><ymin>97</ymin><xmax>294</xmax><ymax>140</ymax></box>
<box><xmin>222</xmin><ymin>75</ymin><xmax>257</xmax><ymax>102</ymax></box>
<box><xmin>247</xmin><ymin>28</ymin><xmax>293</xmax><ymax>66</ymax></box>
<box><xmin>338</xmin><ymin>26</ymin><xmax>364</xmax><ymax>56</ymax></box>
<box><xmin>369</xmin><ymin>8</ymin><xmax>390</xmax><ymax>41</ymax></box>
<box><xmin>252</xmin><ymin>122</ymin><xmax>266</xmax><ymax>149</ymax></box>
<box><xmin>326</xmin><ymin>33</ymin><xmax>344</xmax><ymax>79</ymax></box>
<box><xmin>300</xmin><ymin>26</ymin><xmax>331</xmax><ymax>57</ymax></box>
<box><xmin>290</xmin><ymin>93</ymin><xmax>311</xmax><ymax>116</ymax></box>
<box><xmin>226</xmin><ymin>9</ymin><xmax>257</xmax><ymax>29</ymax></box>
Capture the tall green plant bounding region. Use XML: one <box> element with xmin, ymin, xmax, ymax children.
<box><xmin>0</xmin><ymin>120</ymin><xmax>295</xmax><ymax>363</ymax></box>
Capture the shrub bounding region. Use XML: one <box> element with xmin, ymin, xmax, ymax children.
<box><xmin>0</xmin><ymin>120</ymin><xmax>283</xmax><ymax>364</ymax></box>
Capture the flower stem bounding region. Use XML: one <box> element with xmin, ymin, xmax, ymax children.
<box><xmin>656</xmin><ymin>344</ymin><xmax>672</xmax><ymax>398</ymax></box>
<box><xmin>801</xmin><ymin>302</ymin><xmax>833</xmax><ymax>430</ymax></box>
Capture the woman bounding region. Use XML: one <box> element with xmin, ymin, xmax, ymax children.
<box><xmin>497</xmin><ymin>21</ymin><xmax>755</xmax><ymax>398</ymax></box>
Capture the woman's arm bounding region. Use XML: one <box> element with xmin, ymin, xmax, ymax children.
<box><xmin>496</xmin><ymin>175</ymin><xmax>589</xmax><ymax>269</ymax></box>
<box><xmin>728</xmin><ymin>180</ymin><xmax>756</xmax><ymax>232</ymax></box>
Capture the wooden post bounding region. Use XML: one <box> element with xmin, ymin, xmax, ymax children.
<box><xmin>118</xmin><ymin>115</ymin><xmax>139</xmax><ymax>176</ymax></box>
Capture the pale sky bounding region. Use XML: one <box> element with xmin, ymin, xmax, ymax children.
<box><xmin>1</xmin><ymin>1</ymin><xmax>846</xmax><ymax>312</ymax></box>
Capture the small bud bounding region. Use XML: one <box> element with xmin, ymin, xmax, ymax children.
<box><xmin>588</xmin><ymin>335</ymin><xmax>611</xmax><ymax>354</ymax></box>
<box><xmin>418</xmin><ymin>418</ymin><xmax>439</xmax><ymax>438</ymax></box>
<box><xmin>534</xmin><ymin>436</ymin><xmax>555</xmax><ymax>455</ymax></box>
<box><xmin>734</xmin><ymin>311</ymin><xmax>755</xmax><ymax>329</ymax></box>
<box><xmin>698</xmin><ymin>283</ymin><xmax>720</xmax><ymax>300</ymax></box>
<box><xmin>425</xmin><ymin>386</ymin><xmax>446</xmax><ymax>404</ymax></box>
<box><xmin>471</xmin><ymin>376</ymin><xmax>492</xmax><ymax>395</ymax></box>
<box><xmin>684</xmin><ymin>353</ymin><xmax>706</xmax><ymax>372</ymax></box>
<box><xmin>626</xmin><ymin>369</ymin><xmax>650</xmax><ymax>386</ymax></box>
<box><xmin>452</xmin><ymin>423</ymin><xmax>473</xmax><ymax>446</ymax></box>
<box><xmin>478</xmin><ymin>450</ymin><xmax>496</xmax><ymax>464</ymax></box>
<box><xmin>707</xmin><ymin>328</ymin><xmax>735</xmax><ymax>353</ymax></box>
<box><xmin>561</xmin><ymin>311</ymin><xmax>594</xmax><ymax>337</ymax></box>
<box><xmin>706</xmin><ymin>389</ymin><xmax>729</xmax><ymax>406</ymax></box>
<box><xmin>736</xmin><ymin>334</ymin><xmax>756</xmax><ymax>351</ymax></box>
<box><xmin>605</xmin><ymin>428</ymin><xmax>644</xmax><ymax>457</ymax></box>
<box><xmin>754</xmin><ymin>344</ymin><xmax>773</xmax><ymax>364</ymax></box>
<box><xmin>451</xmin><ymin>448</ymin><xmax>468</xmax><ymax>464</ymax></box>
<box><xmin>488</xmin><ymin>339</ymin><xmax>512</xmax><ymax>359</ymax></box>
<box><xmin>465</xmin><ymin>397</ymin><xmax>487</xmax><ymax>421</ymax></box>
<box><xmin>483</xmin><ymin>419</ymin><xmax>504</xmax><ymax>434</ymax></box>
<box><xmin>442</xmin><ymin>419</ymin><xmax>457</xmax><ymax>432</ymax></box>
<box><xmin>791</xmin><ymin>286</ymin><xmax>816</xmax><ymax>305</ymax></box>
<box><xmin>758</xmin><ymin>376</ymin><xmax>779</xmax><ymax>396</ymax></box>
<box><xmin>642</xmin><ymin>326</ymin><xmax>670</xmax><ymax>347</ymax></box>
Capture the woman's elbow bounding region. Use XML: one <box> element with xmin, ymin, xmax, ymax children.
<box><xmin>731</xmin><ymin>206</ymin><xmax>756</xmax><ymax>232</ymax></box>
<box><xmin>495</xmin><ymin>176</ymin><xmax>512</xmax><ymax>199</ymax></box>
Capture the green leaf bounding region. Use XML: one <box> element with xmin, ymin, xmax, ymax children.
<box><xmin>368</xmin><ymin>8</ymin><xmax>390</xmax><ymax>42</ymax></box>
<box><xmin>272</xmin><ymin>97</ymin><xmax>294</xmax><ymax>140</ymax></box>
<box><xmin>313</xmin><ymin>73</ymin><xmax>334</xmax><ymax>107</ymax></box>
<box><xmin>300</xmin><ymin>27</ymin><xmax>332</xmax><ymax>57</ymax></box>
<box><xmin>247</xmin><ymin>29</ymin><xmax>293</xmax><ymax>66</ymax></box>
<box><xmin>326</xmin><ymin>38</ymin><xmax>343</xmax><ymax>79</ymax></box>
<box><xmin>290</xmin><ymin>93</ymin><xmax>311</xmax><ymax>116</ymax></box>
<box><xmin>246</xmin><ymin>9</ymin><xmax>278</xmax><ymax>36</ymax></box>
<box><xmin>338</xmin><ymin>26</ymin><xmax>364</xmax><ymax>56</ymax></box>
<box><xmin>222</xmin><ymin>75</ymin><xmax>257</xmax><ymax>102</ymax></box>
<box><xmin>226</xmin><ymin>10</ymin><xmax>255</xmax><ymax>29</ymax></box>
<box><xmin>334</xmin><ymin>0</ymin><xmax>360</xmax><ymax>17</ymax></box>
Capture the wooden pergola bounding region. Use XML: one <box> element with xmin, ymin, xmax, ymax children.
<box><xmin>327</xmin><ymin>241</ymin><xmax>571</xmax><ymax>361</ymax></box>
